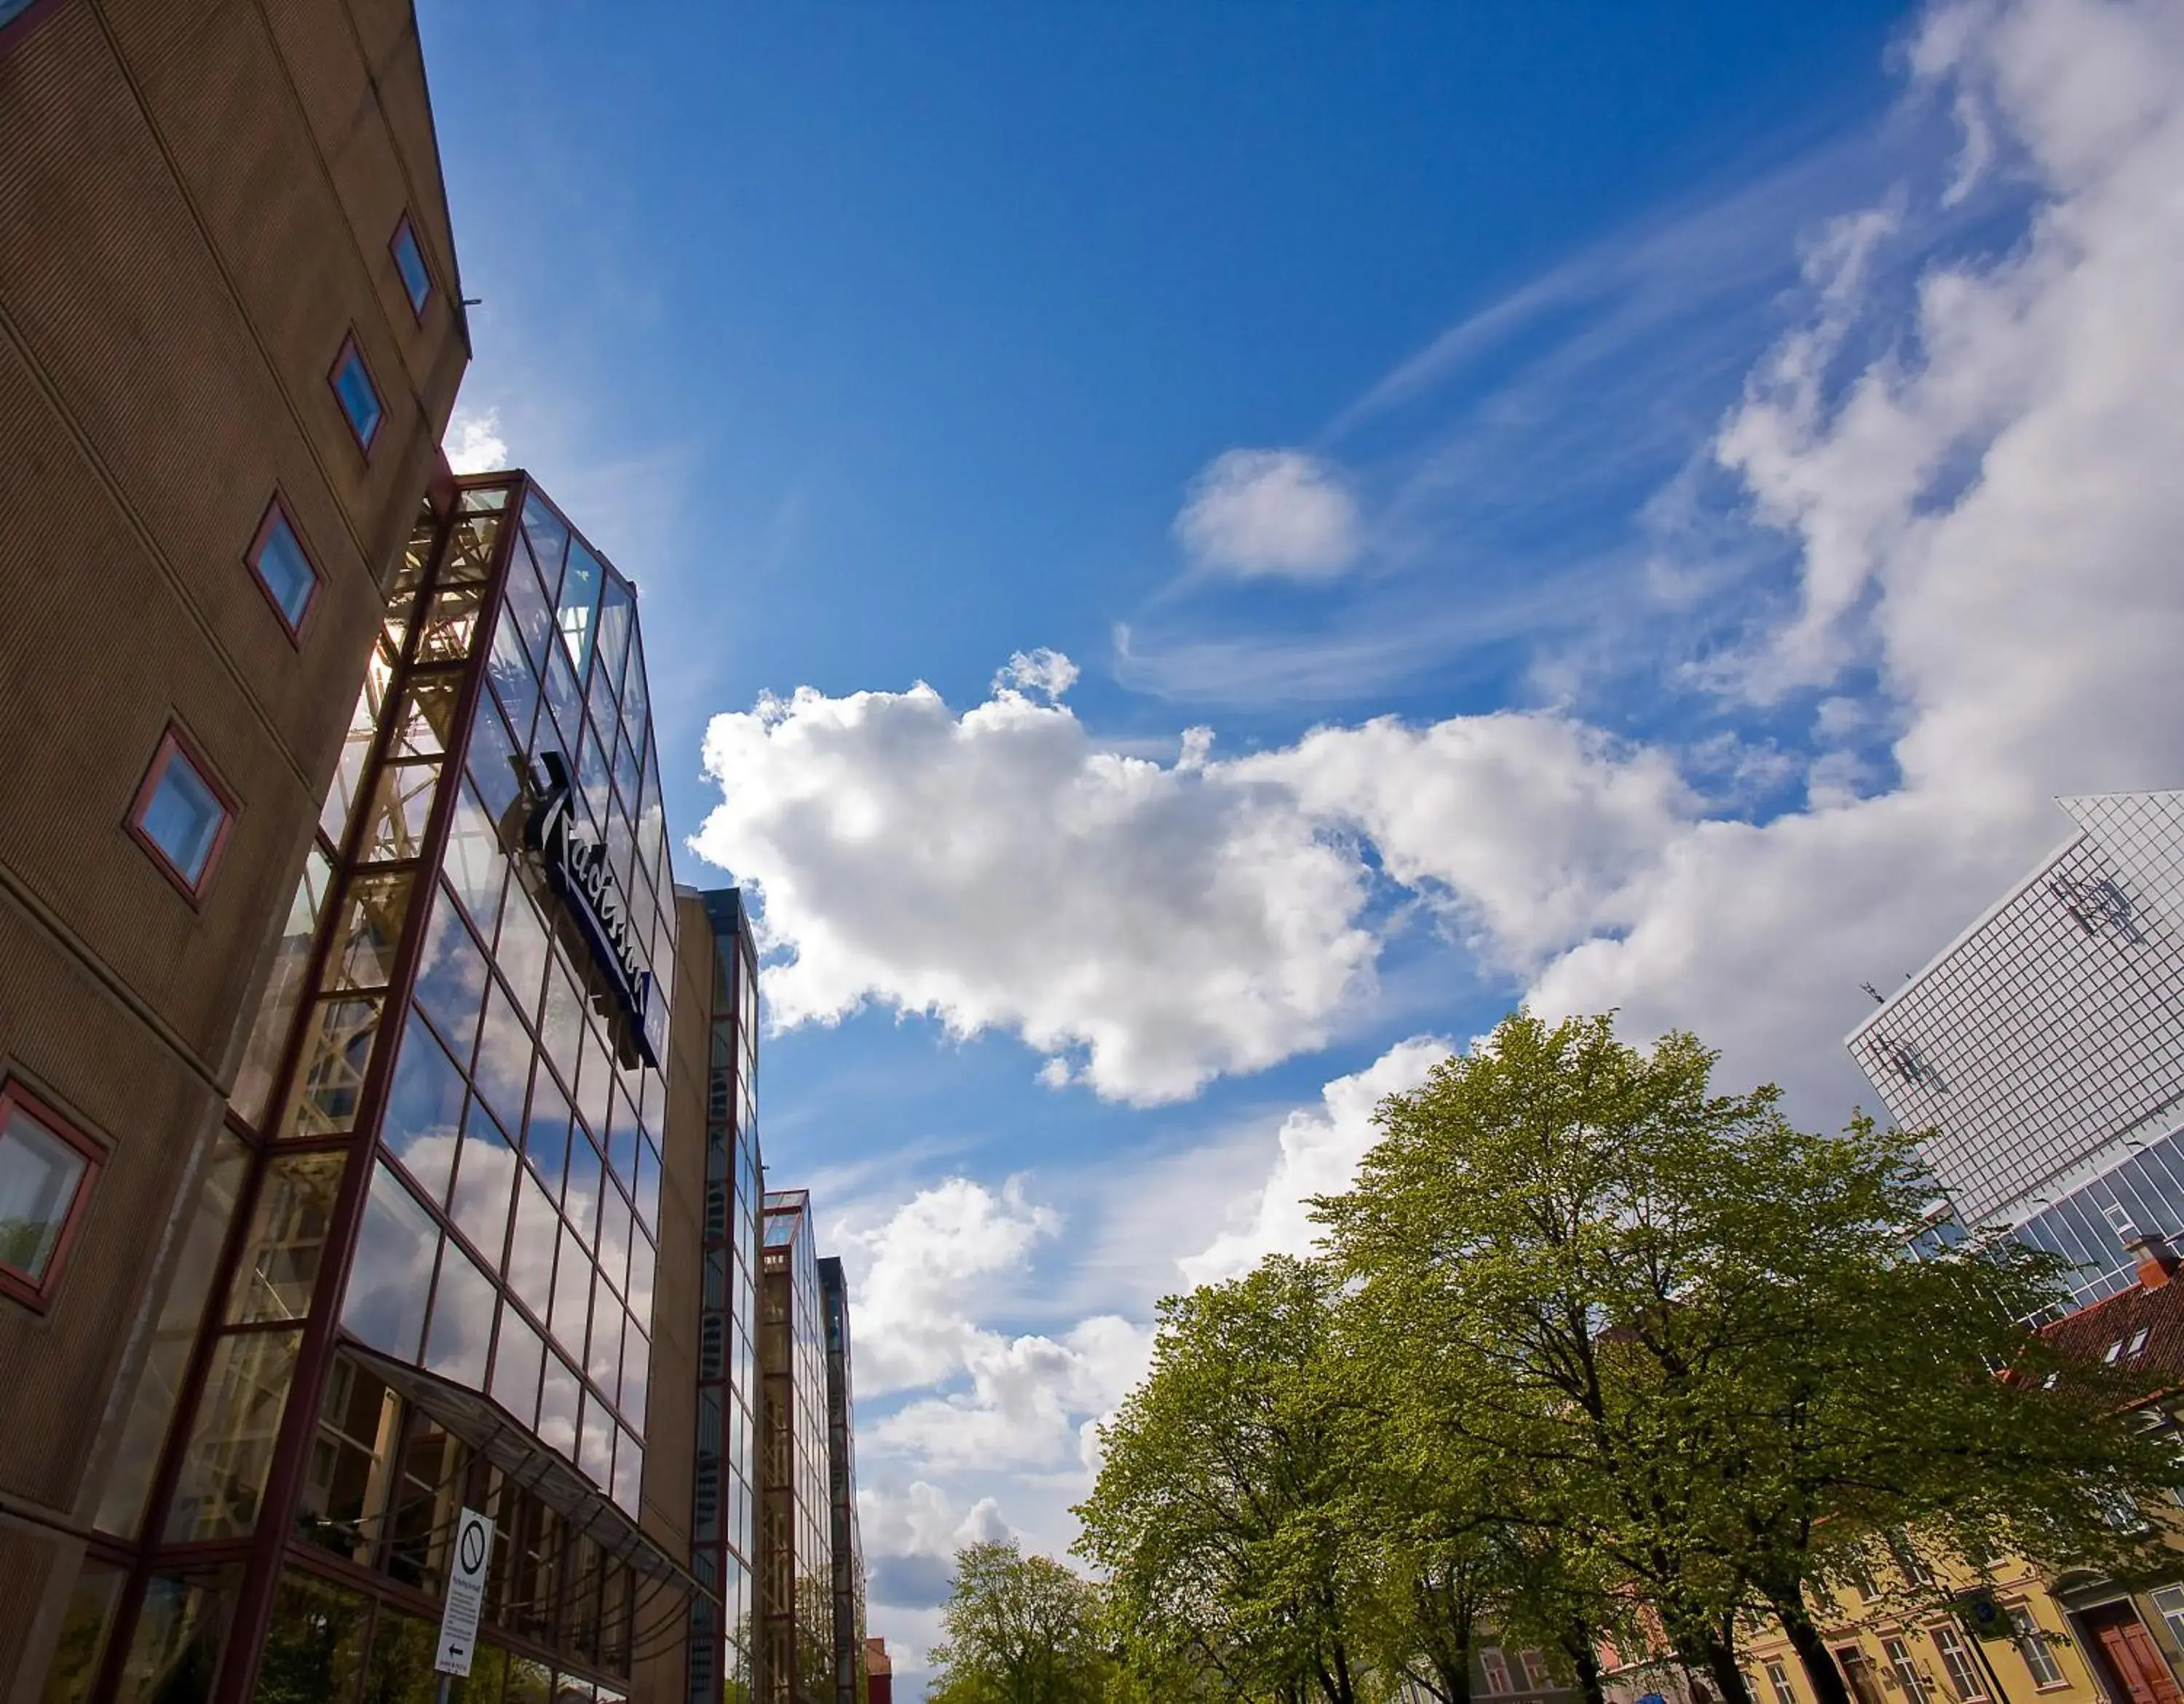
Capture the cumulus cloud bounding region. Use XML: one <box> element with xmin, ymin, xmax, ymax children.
<box><xmin>1182</xmin><ymin>1036</ymin><xmax>1452</xmax><ymax>1287</ymax></box>
<box><xmin>1176</xmin><ymin>448</ymin><xmax>1362</xmax><ymax>579</ymax></box>
<box><xmin>994</xmin><ymin>648</ymin><xmax>1080</xmax><ymax>701</ymax></box>
<box><xmin>694</xmin><ymin>676</ymin><xmax>1381</xmax><ymax>1104</ymax></box>
<box><xmin>443</xmin><ymin>408</ymin><xmax>509</xmax><ymax>474</ymax></box>
<box><xmin>860</xmin><ymin>1483</ymin><xmax>1010</xmax><ymax>1609</ymax></box>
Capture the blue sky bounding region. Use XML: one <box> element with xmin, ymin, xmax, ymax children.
<box><xmin>419</xmin><ymin>1</ymin><xmax>2184</xmax><ymax>1689</ymax></box>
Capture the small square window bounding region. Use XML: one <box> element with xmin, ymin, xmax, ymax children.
<box><xmin>330</xmin><ymin>335</ymin><xmax>384</xmax><ymax>451</ymax></box>
<box><xmin>0</xmin><ymin>1082</ymin><xmax>100</xmax><ymax>1307</ymax></box>
<box><xmin>130</xmin><ymin>729</ymin><xmax>234</xmax><ymax>896</ymax></box>
<box><xmin>246</xmin><ymin>499</ymin><xmax>320</xmax><ymax>634</ymax></box>
<box><xmin>389</xmin><ymin>216</ymin><xmax>432</xmax><ymax>318</ymax></box>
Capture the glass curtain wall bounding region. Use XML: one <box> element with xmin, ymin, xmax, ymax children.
<box><xmin>44</xmin><ymin>478</ymin><xmax>688</xmax><ymax>1704</ymax></box>
<box><xmin>689</xmin><ymin>891</ymin><xmax>762</xmax><ymax>1704</ymax></box>
<box><xmin>756</xmin><ymin>1196</ymin><xmax>833</xmax><ymax>1704</ymax></box>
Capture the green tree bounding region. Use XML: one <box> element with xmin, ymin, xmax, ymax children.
<box><xmin>925</xmin><ymin>1539</ymin><xmax>1109</xmax><ymax>1704</ymax></box>
<box><xmin>1075</xmin><ymin>1255</ymin><xmax>1374</xmax><ymax>1704</ymax></box>
<box><xmin>1315</xmin><ymin>1012</ymin><xmax>2183</xmax><ymax>1704</ymax></box>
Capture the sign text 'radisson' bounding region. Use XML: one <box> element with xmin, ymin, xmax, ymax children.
<box><xmin>524</xmin><ymin>750</ymin><xmax>661</xmax><ymax>1069</ymax></box>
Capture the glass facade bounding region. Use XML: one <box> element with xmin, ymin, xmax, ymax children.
<box><xmin>758</xmin><ymin>1194</ymin><xmax>834</xmax><ymax>1704</ymax></box>
<box><xmin>818</xmin><ymin>1258</ymin><xmax>865</xmax><ymax>1704</ymax></box>
<box><xmin>686</xmin><ymin>890</ymin><xmax>764</xmax><ymax>1704</ymax></box>
<box><xmin>39</xmin><ymin>477</ymin><xmax>700</xmax><ymax>1704</ymax></box>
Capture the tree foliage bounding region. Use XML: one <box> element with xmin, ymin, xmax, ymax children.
<box><xmin>926</xmin><ymin>1540</ymin><xmax>1110</xmax><ymax>1704</ymax></box>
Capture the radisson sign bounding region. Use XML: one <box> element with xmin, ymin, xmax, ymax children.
<box><xmin>524</xmin><ymin>750</ymin><xmax>662</xmax><ymax>1069</ymax></box>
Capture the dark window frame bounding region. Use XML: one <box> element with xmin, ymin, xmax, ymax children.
<box><xmin>328</xmin><ymin>331</ymin><xmax>386</xmax><ymax>457</ymax></box>
<box><xmin>0</xmin><ymin>1078</ymin><xmax>106</xmax><ymax>1311</ymax></box>
<box><xmin>388</xmin><ymin>213</ymin><xmax>433</xmax><ymax>321</ymax></box>
<box><xmin>127</xmin><ymin>723</ymin><xmax>240</xmax><ymax>905</ymax></box>
<box><xmin>244</xmin><ymin>493</ymin><xmax>324</xmax><ymax>642</ymax></box>
<box><xmin>0</xmin><ymin>0</ymin><xmax>66</xmax><ymax>56</ymax></box>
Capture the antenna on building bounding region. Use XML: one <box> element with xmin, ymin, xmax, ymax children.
<box><xmin>1861</xmin><ymin>982</ymin><xmax>1885</xmax><ymax>1004</ymax></box>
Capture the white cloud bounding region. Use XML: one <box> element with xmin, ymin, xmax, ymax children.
<box><xmin>994</xmin><ymin>648</ymin><xmax>1080</xmax><ymax>701</ymax></box>
<box><xmin>1181</xmin><ymin>1036</ymin><xmax>1452</xmax><ymax>1287</ymax></box>
<box><xmin>832</xmin><ymin>1178</ymin><xmax>1059</xmax><ymax>1397</ymax></box>
<box><xmin>693</xmin><ymin>680</ymin><xmax>1380</xmax><ymax>1104</ymax></box>
<box><xmin>1175</xmin><ymin>448</ymin><xmax>1362</xmax><ymax>579</ymax></box>
<box><xmin>443</xmin><ymin>407</ymin><xmax>509</xmax><ymax>474</ymax></box>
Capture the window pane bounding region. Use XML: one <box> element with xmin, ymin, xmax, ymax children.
<box><xmin>298</xmin><ymin>1357</ymin><xmax>400</xmax><ymax>1564</ymax></box>
<box><xmin>112</xmin><ymin>1568</ymin><xmax>241</xmax><ymax>1704</ymax></box>
<box><xmin>0</xmin><ymin>1102</ymin><xmax>88</xmax><ymax>1282</ymax></box>
<box><xmin>593</xmin><ymin>576</ymin><xmax>633</xmax><ymax>710</ymax></box>
<box><xmin>550</xmin><ymin>1220</ymin><xmax>587</xmax><ymax>1352</ymax></box>
<box><xmin>472</xmin><ymin>975</ymin><xmax>533</xmax><ymax>1133</ymax></box>
<box><xmin>230</xmin><ymin>844</ymin><xmax>334</xmax><ymax>1130</ymax></box>
<box><xmin>94</xmin><ymin>1134</ymin><xmax>250</xmax><ymax>1537</ymax></box>
<box><xmin>257</xmin><ymin>1567</ymin><xmax>371</xmax><ymax>1704</ymax></box>
<box><xmin>229</xmin><ymin>1152</ymin><xmax>344</xmax><ymax>1323</ymax></box>
<box><xmin>444</xmin><ymin>788</ymin><xmax>507</xmax><ymax>936</ymax></box>
<box><xmin>618</xmin><ymin>1318</ymin><xmax>649</xmax><ymax>1432</ymax></box>
<box><xmin>522</xmin><ymin>496</ymin><xmax>569</xmax><ymax>597</ymax></box>
<box><xmin>390</xmin><ymin>674</ymin><xmax>465</xmax><ymax>759</ymax></box>
<box><xmin>564</xmin><ymin>1128</ymin><xmax>604</xmax><ymax>1247</ymax></box>
<box><xmin>360</xmin><ymin>1605</ymin><xmax>436</xmax><ymax>1704</ymax></box>
<box><xmin>253</xmin><ymin>510</ymin><xmax>317</xmax><ymax>629</ymax></box>
<box><xmin>496</xmin><ymin>882</ymin><xmax>551</xmax><ymax>1024</ymax></box>
<box><xmin>523</xmin><ymin>1067</ymin><xmax>571</xmax><ymax>1200</ymax></box>
<box><xmin>586</xmin><ymin>1273</ymin><xmax>622</xmax><ymax>1395</ymax></box>
<box><xmin>451</xmin><ymin>1099</ymin><xmax>518</xmax><ymax>1261</ymax></box>
<box><xmin>424</xmin><ymin>1239</ymin><xmax>495</xmax><ymax>1389</ymax></box>
<box><xmin>279</xmin><ymin>995</ymin><xmax>382</xmax><ymax>1140</ymax></box>
<box><xmin>504</xmin><ymin>538</ymin><xmax>558</xmax><ymax>666</ymax></box>
<box><xmin>333</xmin><ymin>347</ymin><xmax>383</xmax><ymax>446</ymax></box>
<box><xmin>358</xmin><ymin>759</ymin><xmax>440</xmax><ymax>863</ymax></box>
<box><xmin>392</xmin><ymin>221</ymin><xmax>432</xmax><ymax>314</ymax></box>
<box><xmin>341</xmin><ymin>1164</ymin><xmax>437</xmax><ymax>1362</ymax></box>
<box><xmin>578</xmin><ymin>1392</ymin><xmax>613</xmax><ymax>1488</ymax></box>
<box><xmin>557</xmin><ymin>540</ymin><xmax>604</xmax><ymax>674</ymax></box>
<box><xmin>539</xmin><ymin>1354</ymin><xmax>580</xmax><ymax>1460</ymax></box>
<box><xmin>164</xmin><ymin>1330</ymin><xmax>301</xmax><ymax>1540</ymax></box>
<box><xmin>382</xmin><ymin>1009</ymin><xmax>464</xmax><ymax>1207</ymax></box>
<box><xmin>491</xmin><ymin>1305</ymin><xmax>544</xmax><ymax>1426</ymax></box>
<box><xmin>414</xmin><ymin>895</ymin><xmax>488</xmax><ymax>1060</ymax></box>
<box><xmin>323</xmin><ymin>869</ymin><xmax>414</xmax><ymax>993</ymax></box>
<box><xmin>627</xmin><ymin>1229</ymin><xmax>654</xmax><ymax>1331</ymax></box>
<box><xmin>486</xmin><ymin>620</ymin><xmax>540</xmax><ymax>776</ymax></box>
<box><xmin>507</xmin><ymin>1172</ymin><xmax>558</xmax><ymax>1320</ymax></box>
<box><xmin>39</xmin><ymin>1558</ymin><xmax>127</xmax><ymax>1704</ymax></box>
<box><xmin>138</xmin><ymin>744</ymin><xmax>226</xmax><ymax>885</ymax></box>
<box><xmin>321</xmin><ymin>644</ymin><xmax>397</xmax><ymax>845</ymax></box>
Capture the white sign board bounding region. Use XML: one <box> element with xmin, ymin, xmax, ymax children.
<box><xmin>435</xmin><ymin>1507</ymin><xmax>496</xmax><ymax>1676</ymax></box>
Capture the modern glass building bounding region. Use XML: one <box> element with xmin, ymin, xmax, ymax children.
<box><xmin>32</xmin><ymin>476</ymin><xmax>705</xmax><ymax>1704</ymax></box>
<box><xmin>671</xmin><ymin>888</ymin><xmax>764</xmax><ymax>1704</ymax></box>
<box><xmin>817</xmin><ymin>1259</ymin><xmax>865</xmax><ymax>1704</ymax></box>
<box><xmin>1848</xmin><ymin>791</ymin><xmax>2184</xmax><ymax>1303</ymax></box>
<box><xmin>756</xmin><ymin>1194</ymin><xmax>834</xmax><ymax>1704</ymax></box>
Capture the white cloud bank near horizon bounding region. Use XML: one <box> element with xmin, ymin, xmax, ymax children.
<box><xmin>695</xmin><ymin>0</ymin><xmax>2184</xmax><ymax>1670</ymax></box>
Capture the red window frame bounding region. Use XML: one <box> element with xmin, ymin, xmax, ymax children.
<box><xmin>0</xmin><ymin>1078</ymin><xmax>105</xmax><ymax>1311</ymax></box>
<box><xmin>327</xmin><ymin>331</ymin><xmax>385</xmax><ymax>457</ymax></box>
<box><xmin>243</xmin><ymin>492</ymin><xmax>323</xmax><ymax>642</ymax></box>
<box><xmin>389</xmin><ymin>213</ymin><xmax>433</xmax><ymax>320</ymax></box>
<box><xmin>126</xmin><ymin>723</ymin><xmax>239</xmax><ymax>905</ymax></box>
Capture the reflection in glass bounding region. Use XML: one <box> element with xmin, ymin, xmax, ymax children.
<box><xmin>504</xmin><ymin>537</ymin><xmax>558</xmax><ymax>666</ymax></box>
<box><xmin>439</xmin><ymin>507</ymin><xmax>503</xmax><ymax>585</ymax></box>
<box><xmin>469</xmin><ymin>687</ymin><xmax>527</xmax><ymax>826</ymax></box>
<box><xmin>539</xmin><ymin>958</ymin><xmax>584</xmax><ymax>1080</ymax></box>
<box><xmin>416</xmin><ymin>583</ymin><xmax>485</xmax><ymax>664</ymax></box>
<box><xmin>39</xmin><ymin>1558</ymin><xmax>125</xmax><ymax>1704</ymax></box>
<box><xmin>472</xmin><ymin>976</ymin><xmax>533</xmax><ymax>1133</ymax></box>
<box><xmin>298</xmin><ymin>1356</ymin><xmax>400</xmax><ymax>1563</ymax></box>
<box><xmin>507</xmin><ymin>1172</ymin><xmax>558</xmax><ymax>1321</ymax></box>
<box><xmin>323</xmin><ymin>869</ymin><xmax>414</xmax><ymax>993</ymax></box>
<box><xmin>229</xmin><ymin>1152</ymin><xmax>345</xmax><ymax>1322</ymax></box>
<box><xmin>574</xmin><ymin>1028</ymin><xmax>611</xmax><ymax>1151</ymax></box>
<box><xmin>505</xmin><ymin>1655</ymin><xmax>550</xmax><ymax>1704</ymax></box>
<box><xmin>95</xmin><ymin>1134</ymin><xmax>250</xmax><ymax>1537</ymax></box>
<box><xmin>231</xmin><ymin>845</ymin><xmax>334</xmax><ymax>1129</ymax></box>
<box><xmin>633</xmin><ymin>1135</ymin><xmax>660</xmax><ymax>1233</ymax></box>
<box><xmin>576</xmin><ymin>723</ymin><xmax>612</xmax><ymax>835</ymax></box>
<box><xmin>620</xmin><ymin>626</ymin><xmax>649</xmax><ymax>764</ymax></box>
<box><xmin>550</xmin><ymin>1222</ymin><xmax>587</xmax><ymax>1352</ymax></box>
<box><xmin>281</xmin><ymin>996</ymin><xmax>381</xmax><ymax>1139</ymax></box>
<box><xmin>538</xmin><ymin>1355</ymin><xmax>580</xmax><ymax>1460</ymax></box>
<box><xmin>557</xmin><ymin>542</ymin><xmax>604</xmax><ymax>674</ymax></box>
<box><xmin>578</xmin><ymin>1393</ymin><xmax>614</xmax><ymax>1489</ymax></box>
<box><xmin>611</xmin><ymin>1427</ymin><xmax>641</xmax><ymax>1518</ymax></box>
<box><xmin>358</xmin><ymin>759</ymin><xmax>441</xmax><ymax>864</ymax></box>
<box><xmin>164</xmin><ymin>1330</ymin><xmax>301</xmax><ymax>1540</ymax></box>
<box><xmin>491</xmin><ymin>1305</ymin><xmax>544</xmax><ymax>1426</ymax></box>
<box><xmin>627</xmin><ymin>1228</ymin><xmax>655</xmax><ymax>1329</ymax></box>
<box><xmin>412</xmin><ymin>894</ymin><xmax>488</xmax><ymax>1060</ymax></box>
<box><xmin>112</xmin><ymin>1568</ymin><xmax>240</xmax><ymax>1704</ymax></box>
<box><xmin>443</xmin><ymin>787</ymin><xmax>507</xmax><ymax>939</ymax></box>
<box><xmin>593</xmin><ymin>567</ymin><xmax>633</xmax><ymax>706</ymax></box>
<box><xmin>619</xmin><ymin>1323</ymin><xmax>649</xmax><ymax>1432</ymax></box>
<box><xmin>597</xmin><ymin>1185</ymin><xmax>631</xmax><ymax>1299</ymax></box>
<box><xmin>359</xmin><ymin>1604</ymin><xmax>438</xmax><ymax>1704</ymax></box>
<box><xmin>486</xmin><ymin>619</ymin><xmax>539</xmax><ymax>778</ymax></box>
<box><xmin>390</xmin><ymin>674</ymin><xmax>465</xmax><ymax>759</ymax></box>
<box><xmin>451</xmin><ymin>1101</ymin><xmax>518</xmax><ymax>1260</ymax></box>
<box><xmin>585</xmin><ymin>1274</ymin><xmax>622</xmax><ymax>1395</ymax></box>
<box><xmin>321</xmin><ymin>644</ymin><xmax>398</xmax><ymax>848</ymax></box>
<box><xmin>385</xmin><ymin>1418</ymin><xmax>468</xmax><ymax>1590</ymax></box>
<box><xmin>424</xmin><ymin>1239</ymin><xmax>495</xmax><ymax>1389</ymax></box>
<box><xmin>454</xmin><ymin>1645</ymin><xmax>508</xmax><ymax>1704</ymax></box>
<box><xmin>381</xmin><ymin>1009</ymin><xmax>464</xmax><ymax>1206</ymax></box>
<box><xmin>523</xmin><ymin>1067</ymin><xmax>571</xmax><ymax>1200</ymax></box>
<box><xmin>522</xmin><ymin>497</ymin><xmax>569</xmax><ymax>596</ymax></box>
<box><xmin>604</xmin><ymin>1084</ymin><xmax>638</xmax><ymax>1188</ymax></box>
<box><xmin>564</xmin><ymin>1130</ymin><xmax>604</xmax><ymax>1247</ymax></box>
<box><xmin>255</xmin><ymin>1566</ymin><xmax>371</xmax><ymax>1704</ymax></box>
<box><xmin>496</xmin><ymin>883</ymin><xmax>551</xmax><ymax>1022</ymax></box>
<box><xmin>0</xmin><ymin>1105</ymin><xmax>86</xmax><ymax>1282</ymax></box>
<box><xmin>341</xmin><ymin>1165</ymin><xmax>437</xmax><ymax>1362</ymax></box>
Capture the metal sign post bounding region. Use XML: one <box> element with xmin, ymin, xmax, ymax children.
<box><xmin>435</xmin><ymin>1507</ymin><xmax>496</xmax><ymax>1687</ymax></box>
